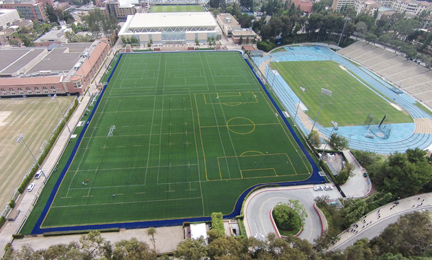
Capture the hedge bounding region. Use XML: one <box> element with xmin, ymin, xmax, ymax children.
<box><xmin>43</xmin><ymin>228</ymin><xmax>119</xmax><ymax>237</ymax></box>
<box><xmin>8</xmin><ymin>200</ymin><xmax>15</xmax><ymax>208</ymax></box>
<box><xmin>211</xmin><ymin>212</ymin><xmax>225</xmax><ymax>236</ymax></box>
<box><xmin>257</xmin><ymin>41</ymin><xmax>276</xmax><ymax>52</ymax></box>
<box><xmin>17</xmin><ymin>98</ymin><xmax>78</xmax><ymax>194</ymax></box>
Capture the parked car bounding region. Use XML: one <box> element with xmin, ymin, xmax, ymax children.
<box><xmin>313</xmin><ymin>186</ymin><xmax>323</xmax><ymax>191</ymax></box>
<box><xmin>35</xmin><ymin>170</ymin><xmax>42</xmax><ymax>179</ymax></box>
<box><xmin>324</xmin><ymin>185</ymin><xmax>333</xmax><ymax>191</ymax></box>
<box><xmin>27</xmin><ymin>183</ymin><xmax>35</xmax><ymax>192</ymax></box>
<box><xmin>363</xmin><ymin>172</ymin><xmax>368</xmax><ymax>177</ymax></box>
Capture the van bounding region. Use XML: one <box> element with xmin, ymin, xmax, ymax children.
<box><xmin>35</xmin><ymin>170</ymin><xmax>42</xmax><ymax>179</ymax></box>
<box><xmin>27</xmin><ymin>183</ymin><xmax>35</xmax><ymax>192</ymax></box>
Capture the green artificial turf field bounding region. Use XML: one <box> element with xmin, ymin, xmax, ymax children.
<box><xmin>272</xmin><ymin>61</ymin><xmax>413</xmax><ymax>127</ymax></box>
<box><xmin>25</xmin><ymin>52</ymin><xmax>313</xmax><ymax>231</ymax></box>
<box><xmin>149</xmin><ymin>5</ymin><xmax>205</xmax><ymax>12</ymax></box>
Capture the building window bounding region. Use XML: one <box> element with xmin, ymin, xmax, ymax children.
<box><xmin>34</xmin><ymin>87</ymin><xmax>39</xmax><ymax>90</ymax></box>
<box><xmin>17</xmin><ymin>88</ymin><xmax>22</xmax><ymax>91</ymax></box>
<box><xmin>51</xmin><ymin>86</ymin><xmax>55</xmax><ymax>89</ymax></box>
<box><xmin>0</xmin><ymin>88</ymin><xmax>5</xmax><ymax>91</ymax></box>
<box><xmin>42</xmin><ymin>86</ymin><xmax>47</xmax><ymax>89</ymax></box>
<box><xmin>9</xmin><ymin>88</ymin><xmax>13</xmax><ymax>91</ymax></box>
<box><xmin>26</xmin><ymin>87</ymin><xmax>30</xmax><ymax>90</ymax></box>
<box><xmin>52</xmin><ymin>90</ymin><xmax>56</xmax><ymax>93</ymax></box>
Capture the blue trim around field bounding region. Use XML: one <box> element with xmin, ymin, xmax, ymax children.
<box><xmin>30</xmin><ymin>52</ymin><xmax>324</xmax><ymax>235</ymax></box>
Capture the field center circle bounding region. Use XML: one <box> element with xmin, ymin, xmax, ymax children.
<box><xmin>226</xmin><ymin>117</ymin><xmax>255</xmax><ymax>134</ymax></box>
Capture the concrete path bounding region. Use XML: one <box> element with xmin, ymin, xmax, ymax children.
<box><xmin>243</xmin><ymin>185</ymin><xmax>341</xmax><ymax>243</ymax></box>
<box><xmin>339</xmin><ymin>150</ymin><xmax>372</xmax><ymax>198</ymax></box>
<box><xmin>12</xmin><ymin>226</ymin><xmax>184</xmax><ymax>254</ymax></box>
<box><xmin>328</xmin><ymin>193</ymin><xmax>432</xmax><ymax>251</ymax></box>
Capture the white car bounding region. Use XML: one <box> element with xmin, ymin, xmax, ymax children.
<box><xmin>313</xmin><ymin>186</ymin><xmax>323</xmax><ymax>191</ymax></box>
<box><xmin>27</xmin><ymin>183</ymin><xmax>35</xmax><ymax>192</ymax></box>
<box><xmin>324</xmin><ymin>185</ymin><xmax>333</xmax><ymax>191</ymax></box>
<box><xmin>35</xmin><ymin>170</ymin><xmax>42</xmax><ymax>179</ymax></box>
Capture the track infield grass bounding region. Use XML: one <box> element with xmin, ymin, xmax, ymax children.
<box><xmin>22</xmin><ymin>52</ymin><xmax>314</xmax><ymax>233</ymax></box>
<box><xmin>272</xmin><ymin>60</ymin><xmax>413</xmax><ymax>127</ymax></box>
<box><xmin>149</xmin><ymin>5</ymin><xmax>205</xmax><ymax>12</ymax></box>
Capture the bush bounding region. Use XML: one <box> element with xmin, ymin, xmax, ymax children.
<box><xmin>43</xmin><ymin>228</ymin><xmax>119</xmax><ymax>237</ymax></box>
<box><xmin>8</xmin><ymin>200</ymin><xmax>15</xmax><ymax>208</ymax></box>
<box><xmin>211</xmin><ymin>212</ymin><xmax>224</xmax><ymax>236</ymax></box>
<box><xmin>257</xmin><ymin>41</ymin><xmax>276</xmax><ymax>52</ymax></box>
<box><xmin>272</xmin><ymin>204</ymin><xmax>302</xmax><ymax>231</ymax></box>
<box><xmin>0</xmin><ymin>216</ymin><xmax>5</xmax><ymax>229</ymax></box>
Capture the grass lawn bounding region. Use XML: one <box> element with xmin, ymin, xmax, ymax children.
<box><xmin>149</xmin><ymin>5</ymin><xmax>205</xmax><ymax>12</ymax></box>
<box><xmin>22</xmin><ymin>52</ymin><xmax>316</xmax><ymax>233</ymax></box>
<box><xmin>272</xmin><ymin>61</ymin><xmax>413</xmax><ymax>127</ymax></box>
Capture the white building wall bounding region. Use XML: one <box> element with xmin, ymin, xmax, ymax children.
<box><xmin>0</xmin><ymin>9</ymin><xmax>20</xmax><ymax>29</ymax></box>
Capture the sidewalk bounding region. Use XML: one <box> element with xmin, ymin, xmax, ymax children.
<box><xmin>328</xmin><ymin>193</ymin><xmax>432</xmax><ymax>251</ymax></box>
<box><xmin>0</xmin><ymin>47</ymin><xmax>118</xmax><ymax>257</ymax></box>
<box><xmin>339</xmin><ymin>150</ymin><xmax>371</xmax><ymax>198</ymax></box>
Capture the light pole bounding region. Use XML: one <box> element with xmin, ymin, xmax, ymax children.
<box><xmin>338</xmin><ymin>18</ymin><xmax>351</xmax><ymax>47</ymax></box>
<box><xmin>16</xmin><ymin>133</ymin><xmax>46</xmax><ymax>178</ymax></box>
<box><xmin>293</xmin><ymin>87</ymin><xmax>306</xmax><ymax>126</ymax></box>
<box><xmin>319</xmin><ymin>123</ymin><xmax>337</xmax><ymax>163</ymax></box>
<box><xmin>311</xmin><ymin>88</ymin><xmax>332</xmax><ymax>133</ymax></box>
<box><xmin>52</xmin><ymin>94</ymin><xmax>71</xmax><ymax>134</ymax></box>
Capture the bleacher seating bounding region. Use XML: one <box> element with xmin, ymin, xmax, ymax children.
<box><xmin>339</xmin><ymin>43</ymin><xmax>432</xmax><ymax>109</ymax></box>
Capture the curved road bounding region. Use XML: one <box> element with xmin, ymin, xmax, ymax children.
<box><xmin>244</xmin><ymin>185</ymin><xmax>341</xmax><ymax>243</ymax></box>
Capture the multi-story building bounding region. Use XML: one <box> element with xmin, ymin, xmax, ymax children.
<box><xmin>374</xmin><ymin>0</ymin><xmax>393</xmax><ymax>7</ymax></box>
<box><xmin>0</xmin><ymin>1</ymin><xmax>46</xmax><ymax>21</ymax></box>
<box><xmin>119</xmin><ymin>12</ymin><xmax>221</xmax><ymax>44</ymax></box>
<box><xmin>0</xmin><ymin>39</ymin><xmax>110</xmax><ymax>97</ymax></box>
<box><xmin>216</xmin><ymin>13</ymin><xmax>241</xmax><ymax>37</ymax></box>
<box><xmin>95</xmin><ymin>0</ymin><xmax>104</xmax><ymax>7</ymax></box>
<box><xmin>0</xmin><ymin>9</ymin><xmax>20</xmax><ymax>29</ymax></box>
<box><xmin>391</xmin><ymin>0</ymin><xmax>432</xmax><ymax>16</ymax></box>
<box><xmin>354</xmin><ymin>0</ymin><xmax>381</xmax><ymax>15</ymax></box>
<box><xmin>332</xmin><ymin>0</ymin><xmax>356</xmax><ymax>10</ymax></box>
<box><xmin>104</xmin><ymin>1</ymin><xmax>136</xmax><ymax>21</ymax></box>
<box><xmin>36</xmin><ymin>0</ymin><xmax>54</xmax><ymax>7</ymax></box>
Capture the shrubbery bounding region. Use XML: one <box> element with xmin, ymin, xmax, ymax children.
<box><xmin>211</xmin><ymin>212</ymin><xmax>224</xmax><ymax>236</ymax></box>
<box><xmin>257</xmin><ymin>41</ymin><xmax>276</xmax><ymax>52</ymax></box>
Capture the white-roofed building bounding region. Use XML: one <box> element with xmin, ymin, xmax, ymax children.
<box><xmin>190</xmin><ymin>223</ymin><xmax>208</xmax><ymax>240</ymax></box>
<box><xmin>119</xmin><ymin>12</ymin><xmax>221</xmax><ymax>44</ymax></box>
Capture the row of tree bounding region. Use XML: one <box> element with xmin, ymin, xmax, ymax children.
<box><xmin>8</xmin><ymin>210</ymin><xmax>432</xmax><ymax>260</ymax></box>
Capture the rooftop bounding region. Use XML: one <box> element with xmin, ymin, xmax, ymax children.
<box><xmin>127</xmin><ymin>12</ymin><xmax>217</xmax><ymax>29</ymax></box>
<box><xmin>0</xmin><ymin>42</ymin><xmax>92</xmax><ymax>77</ymax></box>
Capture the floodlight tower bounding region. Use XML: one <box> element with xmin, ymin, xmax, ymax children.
<box><xmin>52</xmin><ymin>94</ymin><xmax>71</xmax><ymax>134</ymax></box>
<box><xmin>310</xmin><ymin>88</ymin><xmax>332</xmax><ymax>133</ymax></box>
<box><xmin>338</xmin><ymin>18</ymin><xmax>351</xmax><ymax>47</ymax></box>
<box><xmin>293</xmin><ymin>87</ymin><xmax>306</xmax><ymax>126</ymax></box>
<box><xmin>16</xmin><ymin>133</ymin><xmax>46</xmax><ymax>178</ymax></box>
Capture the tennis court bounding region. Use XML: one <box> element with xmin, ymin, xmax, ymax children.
<box><xmin>26</xmin><ymin>52</ymin><xmax>322</xmax><ymax>232</ymax></box>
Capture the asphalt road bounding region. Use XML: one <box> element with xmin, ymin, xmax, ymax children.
<box><xmin>330</xmin><ymin>205</ymin><xmax>432</xmax><ymax>251</ymax></box>
<box><xmin>244</xmin><ymin>186</ymin><xmax>341</xmax><ymax>243</ymax></box>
